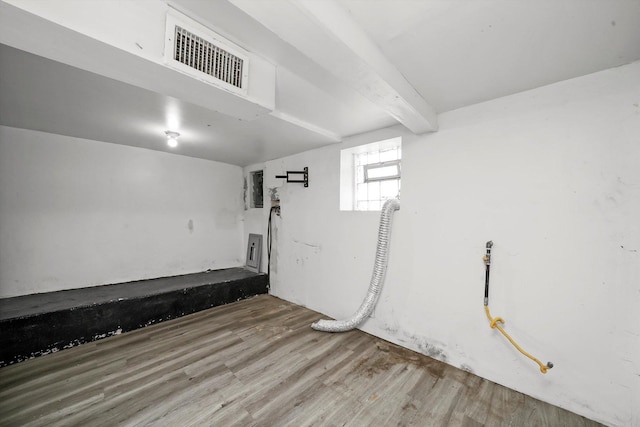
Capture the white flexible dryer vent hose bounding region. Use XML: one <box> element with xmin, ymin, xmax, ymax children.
<box><xmin>311</xmin><ymin>198</ymin><xmax>400</xmax><ymax>332</ymax></box>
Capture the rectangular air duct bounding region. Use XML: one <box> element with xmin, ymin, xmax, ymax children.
<box><xmin>165</xmin><ymin>9</ymin><xmax>249</xmax><ymax>95</ymax></box>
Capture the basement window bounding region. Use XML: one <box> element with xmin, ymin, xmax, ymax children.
<box><xmin>250</xmin><ymin>170</ymin><xmax>264</xmax><ymax>208</ymax></box>
<box><xmin>340</xmin><ymin>137</ymin><xmax>401</xmax><ymax>211</ymax></box>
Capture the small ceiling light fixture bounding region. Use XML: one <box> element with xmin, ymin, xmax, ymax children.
<box><xmin>165</xmin><ymin>130</ymin><xmax>180</xmax><ymax>148</ymax></box>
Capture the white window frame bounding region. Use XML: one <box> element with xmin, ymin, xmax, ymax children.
<box><xmin>363</xmin><ymin>160</ymin><xmax>401</xmax><ymax>182</ymax></box>
<box><xmin>340</xmin><ymin>137</ymin><xmax>401</xmax><ymax>211</ymax></box>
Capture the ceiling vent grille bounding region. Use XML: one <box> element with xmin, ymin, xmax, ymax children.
<box><xmin>174</xmin><ymin>26</ymin><xmax>244</xmax><ymax>89</ymax></box>
<box><xmin>165</xmin><ymin>9</ymin><xmax>249</xmax><ymax>94</ymax></box>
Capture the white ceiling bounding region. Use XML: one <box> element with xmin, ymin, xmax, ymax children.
<box><xmin>0</xmin><ymin>43</ymin><xmax>338</xmax><ymax>166</ymax></box>
<box><xmin>1</xmin><ymin>0</ymin><xmax>639</xmax><ymax>166</ymax></box>
<box><xmin>344</xmin><ymin>0</ymin><xmax>640</xmax><ymax>112</ymax></box>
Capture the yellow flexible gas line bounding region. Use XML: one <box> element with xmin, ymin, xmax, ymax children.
<box><xmin>482</xmin><ymin>242</ymin><xmax>552</xmax><ymax>374</ymax></box>
<box><xmin>484</xmin><ymin>305</ymin><xmax>551</xmax><ymax>374</ymax></box>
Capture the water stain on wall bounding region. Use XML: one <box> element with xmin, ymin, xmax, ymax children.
<box><xmin>398</xmin><ymin>332</ymin><xmax>449</xmax><ymax>364</ymax></box>
<box><xmin>243</xmin><ymin>177</ymin><xmax>248</xmax><ymax>210</ymax></box>
<box><xmin>187</xmin><ymin>219</ymin><xmax>194</xmax><ymax>233</ymax></box>
<box><xmin>382</xmin><ymin>323</ymin><xmax>400</xmax><ymax>335</ymax></box>
<box><xmin>268</xmin><ymin>187</ymin><xmax>280</xmax><ymax>202</ymax></box>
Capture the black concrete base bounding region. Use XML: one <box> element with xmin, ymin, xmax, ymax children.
<box><xmin>0</xmin><ymin>268</ymin><xmax>268</xmax><ymax>367</ymax></box>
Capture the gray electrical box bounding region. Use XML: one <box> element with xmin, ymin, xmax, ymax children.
<box><xmin>245</xmin><ymin>234</ymin><xmax>263</xmax><ymax>273</ymax></box>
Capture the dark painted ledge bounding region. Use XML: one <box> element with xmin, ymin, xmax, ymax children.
<box><xmin>0</xmin><ymin>268</ymin><xmax>268</xmax><ymax>367</ymax></box>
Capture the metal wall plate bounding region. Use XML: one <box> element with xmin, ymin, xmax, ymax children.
<box><xmin>245</xmin><ymin>233</ymin><xmax>263</xmax><ymax>272</ymax></box>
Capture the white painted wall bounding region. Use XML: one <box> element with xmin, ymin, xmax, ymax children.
<box><xmin>262</xmin><ymin>62</ymin><xmax>640</xmax><ymax>426</ymax></box>
<box><xmin>0</xmin><ymin>126</ymin><xmax>245</xmax><ymax>298</ymax></box>
<box><xmin>241</xmin><ymin>163</ymin><xmax>268</xmax><ymax>273</ymax></box>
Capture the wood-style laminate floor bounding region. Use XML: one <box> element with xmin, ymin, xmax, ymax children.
<box><xmin>0</xmin><ymin>295</ymin><xmax>600</xmax><ymax>427</ymax></box>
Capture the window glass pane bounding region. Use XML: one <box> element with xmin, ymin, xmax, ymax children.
<box><xmin>380</xmin><ymin>179</ymin><xmax>399</xmax><ymax>199</ymax></box>
<box><xmin>368</xmin><ymin>181</ymin><xmax>380</xmax><ymax>201</ymax></box>
<box><xmin>379</xmin><ymin>148</ymin><xmax>398</xmax><ymax>162</ymax></box>
<box><xmin>367</xmin><ymin>151</ymin><xmax>379</xmax><ymax>164</ymax></box>
<box><xmin>357</xmin><ymin>182</ymin><xmax>368</xmax><ymax>201</ymax></box>
<box><xmin>356</xmin><ymin>165</ymin><xmax>365</xmax><ymax>183</ymax></box>
<box><xmin>366</xmin><ymin>164</ymin><xmax>399</xmax><ymax>180</ymax></box>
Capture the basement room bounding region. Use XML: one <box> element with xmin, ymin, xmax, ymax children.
<box><xmin>0</xmin><ymin>0</ymin><xmax>639</xmax><ymax>425</ymax></box>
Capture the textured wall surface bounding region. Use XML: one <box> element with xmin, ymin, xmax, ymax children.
<box><xmin>257</xmin><ymin>62</ymin><xmax>640</xmax><ymax>426</ymax></box>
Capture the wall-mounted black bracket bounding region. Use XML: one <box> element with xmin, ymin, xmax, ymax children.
<box><xmin>276</xmin><ymin>167</ymin><xmax>308</xmax><ymax>187</ymax></box>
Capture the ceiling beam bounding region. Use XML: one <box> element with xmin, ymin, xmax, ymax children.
<box><xmin>270</xmin><ymin>111</ymin><xmax>341</xmax><ymax>142</ymax></box>
<box><xmin>230</xmin><ymin>0</ymin><xmax>438</xmax><ymax>133</ymax></box>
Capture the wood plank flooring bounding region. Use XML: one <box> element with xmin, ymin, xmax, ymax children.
<box><xmin>0</xmin><ymin>295</ymin><xmax>601</xmax><ymax>426</ymax></box>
